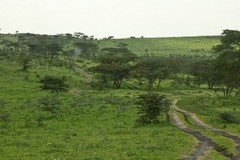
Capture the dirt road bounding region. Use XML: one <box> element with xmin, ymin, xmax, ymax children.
<box><xmin>171</xmin><ymin>100</ymin><xmax>240</xmax><ymax>160</ymax></box>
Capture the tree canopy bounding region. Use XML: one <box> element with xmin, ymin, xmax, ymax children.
<box><xmin>212</xmin><ymin>30</ymin><xmax>240</xmax><ymax>96</ymax></box>
<box><xmin>39</xmin><ymin>76</ymin><xmax>68</xmax><ymax>95</ymax></box>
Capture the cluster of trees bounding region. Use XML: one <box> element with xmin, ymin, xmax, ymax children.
<box><xmin>2</xmin><ymin>30</ymin><xmax>240</xmax><ymax>128</ymax></box>
<box><xmin>89</xmin><ymin>30</ymin><xmax>240</xmax><ymax>97</ymax></box>
<box><xmin>191</xmin><ymin>30</ymin><xmax>240</xmax><ymax>96</ymax></box>
<box><xmin>1</xmin><ymin>30</ymin><xmax>239</xmax><ymax>97</ymax></box>
<box><xmin>0</xmin><ymin>33</ymin><xmax>99</xmax><ymax>70</ymax></box>
<box><xmin>90</xmin><ymin>49</ymin><xmax>204</xmax><ymax>89</ymax></box>
<box><xmin>90</xmin><ymin>46</ymin><xmax>137</xmax><ymax>88</ymax></box>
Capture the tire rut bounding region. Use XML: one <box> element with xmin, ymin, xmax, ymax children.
<box><xmin>172</xmin><ymin>100</ymin><xmax>240</xmax><ymax>160</ymax></box>
<box><xmin>171</xmin><ymin>112</ymin><xmax>232</xmax><ymax>160</ymax></box>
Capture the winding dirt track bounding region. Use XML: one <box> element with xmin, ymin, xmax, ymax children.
<box><xmin>171</xmin><ymin>100</ymin><xmax>240</xmax><ymax>160</ymax></box>
<box><xmin>171</xmin><ymin>112</ymin><xmax>213</xmax><ymax>160</ymax></box>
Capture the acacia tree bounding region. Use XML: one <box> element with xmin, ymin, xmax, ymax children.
<box><xmin>39</xmin><ymin>76</ymin><xmax>68</xmax><ymax>95</ymax></box>
<box><xmin>37</xmin><ymin>96</ymin><xmax>61</xmax><ymax>117</ymax></box>
<box><xmin>133</xmin><ymin>57</ymin><xmax>172</xmax><ymax>90</ymax></box>
<box><xmin>90</xmin><ymin>47</ymin><xmax>137</xmax><ymax>88</ymax></box>
<box><xmin>2</xmin><ymin>41</ymin><xmax>32</xmax><ymax>70</ymax></box>
<box><xmin>46</xmin><ymin>42</ymin><xmax>62</xmax><ymax>61</ymax></box>
<box><xmin>190</xmin><ymin>59</ymin><xmax>218</xmax><ymax>89</ymax></box>
<box><xmin>23</xmin><ymin>38</ymin><xmax>48</xmax><ymax>65</ymax></box>
<box><xmin>12</xmin><ymin>44</ymin><xmax>32</xmax><ymax>71</ymax></box>
<box><xmin>212</xmin><ymin>29</ymin><xmax>240</xmax><ymax>96</ymax></box>
<box><xmin>136</xmin><ymin>93</ymin><xmax>170</xmax><ymax>124</ymax></box>
<box><xmin>74</xmin><ymin>41</ymin><xmax>98</xmax><ymax>59</ymax></box>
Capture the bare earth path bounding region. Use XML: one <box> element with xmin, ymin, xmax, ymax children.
<box><xmin>171</xmin><ymin>100</ymin><xmax>240</xmax><ymax>160</ymax></box>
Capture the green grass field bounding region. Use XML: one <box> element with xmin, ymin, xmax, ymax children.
<box><xmin>1</xmin><ymin>34</ymin><xmax>240</xmax><ymax>159</ymax></box>
<box><xmin>0</xmin><ymin>60</ymin><xmax>196</xmax><ymax>159</ymax></box>
<box><xmin>98</xmin><ymin>36</ymin><xmax>220</xmax><ymax>56</ymax></box>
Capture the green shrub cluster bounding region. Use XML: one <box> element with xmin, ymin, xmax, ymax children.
<box><xmin>220</xmin><ymin>112</ymin><xmax>240</xmax><ymax>124</ymax></box>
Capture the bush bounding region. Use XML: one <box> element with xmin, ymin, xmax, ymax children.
<box><xmin>136</xmin><ymin>93</ymin><xmax>170</xmax><ymax>124</ymax></box>
<box><xmin>39</xmin><ymin>76</ymin><xmax>68</xmax><ymax>95</ymax></box>
<box><xmin>220</xmin><ymin>112</ymin><xmax>240</xmax><ymax>124</ymax></box>
<box><xmin>37</xmin><ymin>96</ymin><xmax>61</xmax><ymax>117</ymax></box>
<box><xmin>0</xmin><ymin>112</ymin><xmax>11</xmax><ymax>124</ymax></box>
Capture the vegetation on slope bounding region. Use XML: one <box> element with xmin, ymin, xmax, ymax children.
<box><xmin>0</xmin><ymin>29</ymin><xmax>240</xmax><ymax>159</ymax></box>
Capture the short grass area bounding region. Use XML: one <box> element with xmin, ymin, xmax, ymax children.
<box><xmin>98</xmin><ymin>36</ymin><xmax>220</xmax><ymax>56</ymax></box>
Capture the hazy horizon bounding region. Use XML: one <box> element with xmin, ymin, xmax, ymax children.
<box><xmin>0</xmin><ymin>0</ymin><xmax>240</xmax><ymax>38</ymax></box>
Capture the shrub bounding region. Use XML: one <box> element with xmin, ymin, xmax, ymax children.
<box><xmin>0</xmin><ymin>112</ymin><xmax>11</xmax><ymax>124</ymax></box>
<box><xmin>136</xmin><ymin>93</ymin><xmax>170</xmax><ymax>124</ymax></box>
<box><xmin>39</xmin><ymin>76</ymin><xmax>68</xmax><ymax>95</ymax></box>
<box><xmin>220</xmin><ymin>112</ymin><xmax>240</xmax><ymax>124</ymax></box>
<box><xmin>37</xmin><ymin>96</ymin><xmax>61</xmax><ymax>117</ymax></box>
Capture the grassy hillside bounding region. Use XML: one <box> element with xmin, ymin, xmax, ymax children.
<box><xmin>1</xmin><ymin>33</ymin><xmax>239</xmax><ymax>159</ymax></box>
<box><xmin>0</xmin><ymin>60</ymin><xmax>196</xmax><ymax>159</ymax></box>
<box><xmin>0</xmin><ymin>34</ymin><xmax>220</xmax><ymax>56</ymax></box>
<box><xmin>98</xmin><ymin>36</ymin><xmax>220</xmax><ymax>56</ymax></box>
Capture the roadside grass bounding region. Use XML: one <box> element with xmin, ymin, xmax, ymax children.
<box><xmin>202</xmin><ymin>150</ymin><xmax>229</xmax><ymax>160</ymax></box>
<box><xmin>177</xmin><ymin>95</ymin><xmax>240</xmax><ymax>137</ymax></box>
<box><xmin>0</xmin><ymin>61</ymin><xmax>195</xmax><ymax>159</ymax></box>
<box><xmin>175</xmin><ymin>111</ymin><xmax>236</xmax><ymax>156</ymax></box>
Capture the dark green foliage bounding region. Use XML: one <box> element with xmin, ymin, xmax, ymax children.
<box><xmin>39</xmin><ymin>76</ymin><xmax>68</xmax><ymax>95</ymax></box>
<box><xmin>92</xmin><ymin>64</ymin><xmax>131</xmax><ymax>88</ymax></box>
<box><xmin>46</xmin><ymin>42</ymin><xmax>62</xmax><ymax>60</ymax></box>
<box><xmin>0</xmin><ymin>99</ymin><xmax>6</xmax><ymax>107</ymax></box>
<box><xmin>171</xmin><ymin>76</ymin><xmax>194</xmax><ymax>87</ymax></box>
<box><xmin>74</xmin><ymin>41</ymin><xmax>99</xmax><ymax>59</ymax></box>
<box><xmin>35</xmin><ymin>115</ymin><xmax>45</xmax><ymax>127</ymax></box>
<box><xmin>220</xmin><ymin>112</ymin><xmax>240</xmax><ymax>124</ymax></box>
<box><xmin>212</xmin><ymin>29</ymin><xmax>240</xmax><ymax>96</ymax></box>
<box><xmin>190</xmin><ymin>59</ymin><xmax>217</xmax><ymax>89</ymax></box>
<box><xmin>0</xmin><ymin>99</ymin><xmax>10</xmax><ymax>125</ymax></box>
<box><xmin>91</xmin><ymin>46</ymin><xmax>137</xmax><ymax>88</ymax></box>
<box><xmin>136</xmin><ymin>93</ymin><xmax>170</xmax><ymax>124</ymax></box>
<box><xmin>3</xmin><ymin>41</ymin><xmax>33</xmax><ymax>70</ymax></box>
<box><xmin>37</xmin><ymin>96</ymin><xmax>61</xmax><ymax>117</ymax></box>
<box><xmin>0</xmin><ymin>112</ymin><xmax>11</xmax><ymax>124</ymax></box>
<box><xmin>133</xmin><ymin>58</ymin><xmax>161</xmax><ymax>90</ymax></box>
<box><xmin>133</xmin><ymin>55</ymin><xmax>200</xmax><ymax>89</ymax></box>
<box><xmin>23</xmin><ymin>115</ymin><xmax>34</xmax><ymax>128</ymax></box>
<box><xmin>17</xmin><ymin>52</ymin><xmax>32</xmax><ymax>71</ymax></box>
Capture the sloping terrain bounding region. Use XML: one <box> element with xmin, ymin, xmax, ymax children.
<box><xmin>98</xmin><ymin>36</ymin><xmax>220</xmax><ymax>56</ymax></box>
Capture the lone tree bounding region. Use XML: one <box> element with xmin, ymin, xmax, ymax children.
<box><xmin>136</xmin><ymin>93</ymin><xmax>170</xmax><ymax>124</ymax></box>
<box><xmin>39</xmin><ymin>76</ymin><xmax>68</xmax><ymax>95</ymax></box>
<box><xmin>37</xmin><ymin>96</ymin><xmax>61</xmax><ymax>117</ymax></box>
